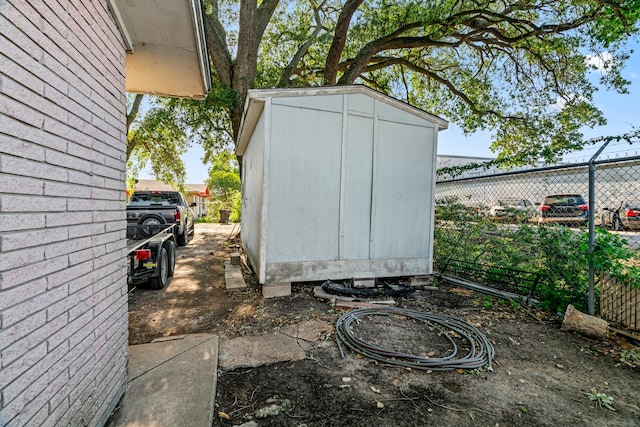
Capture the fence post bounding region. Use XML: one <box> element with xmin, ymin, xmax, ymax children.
<box><xmin>588</xmin><ymin>140</ymin><xmax>612</xmax><ymax>315</ymax></box>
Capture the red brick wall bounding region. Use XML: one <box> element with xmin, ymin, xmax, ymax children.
<box><xmin>0</xmin><ymin>1</ymin><xmax>128</xmax><ymax>425</ymax></box>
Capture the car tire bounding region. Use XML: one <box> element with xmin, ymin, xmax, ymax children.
<box><xmin>177</xmin><ymin>226</ymin><xmax>189</xmax><ymax>246</ymax></box>
<box><xmin>138</xmin><ymin>214</ymin><xmax>166</xmax><ymax>238</ymax></box>
<box><xmin>149</xmin><ymin>247</ymin><xmax>168</xmax><ymax>290</ymax></box>
<box><xmin>164</xmin><ymin>240</ymin><xmax>176</xmax><ymax>276</ymax></box>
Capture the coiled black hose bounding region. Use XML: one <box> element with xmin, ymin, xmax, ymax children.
<box><xmin>335</xmin><ymin>307</ymin><xmax>494</xmax><ymax>371</ymax></box>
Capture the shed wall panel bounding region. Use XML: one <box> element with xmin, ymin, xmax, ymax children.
<box><xmin>241</xmin><ymin>112</ymin><xmax>266</xmax><ymax>278</ymax></box>
<box><xmin>347</xmin><ymin>93</ymin><xmax>375</xmax><ymax>117</ymax></box>
<box><xmin>272</xmin><ymin>94</ymin><xmax>343</xmax><ymax>114</ymax></box>
<box><xmin>340</xmin><ymin>113</ymin><xmax>373</xmax><ymax>260</ymax></box>
<box><xmin>266</xmin><ymin>104</ymin><xmax>342</xmax><ymax>262</ymax></box>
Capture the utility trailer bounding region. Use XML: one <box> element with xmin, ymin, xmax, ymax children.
<box><xmin>127</xmin><ymin>223</ymin><xmax>177</xmax><ymax>290</ymax></box>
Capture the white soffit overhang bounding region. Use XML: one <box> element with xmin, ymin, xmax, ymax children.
<box><xmin>109</xmin><ymin>0</ymin><xmax>211</xmax><ymax>99</ymax></box>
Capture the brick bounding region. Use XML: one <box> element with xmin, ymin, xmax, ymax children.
<box><xmin>90</xmin><ymin>186</ymin><xmax>121</xmax><ymax>201</ymax></box>
<box><xmin>67</xmin><ymin>320</ymin><xmax>94</xmax><ymax>351</ymax></box>
<box><xmin>92</xmin><ymin>289</ymin><xmax>123</xmax><ymax>321</ymax></box>
<box><xmin>17</xmin><ymin>398</ymin><xmax>49</xmax><ymax>427</ymax></box>
<box><xmin>0</xmin><ymin>342</ymin><xmax>47</xmax><ymax>398</ymax></box>
<box><xmin>1</xmin><ymin>341</ymin><xmax>67</xmax><ymax>405</ymax></box>
<box><xmin>67</xmin><ymin>140</ymin><xmax>102</xmax><ymax>163</ymax></box>
<box><xmin>0</xmin><ymin>174</ymin><xmax>45</xmax><ymax>196</ymax></box>
<box><xmin>0</xmin><ymin>254</ymin><xmax>68</xmax><ymax>290</ymax></box>
<box><xmin>1</xmin><ymin>313</ymin><xmax>67</xmax><ymax>367</ymax></box>
<box><xmin>0</xmin><ymin>194</ymin><xmax>67</xmax><ymax>213</ymax></box>
<box><xmin>45</xmin><ymin>145</ymin><xmax>92</xmax><ymax>171</ymax></box>
<box><xmin>92</xmin><ymin>247</ymin><xmax>122</xmax><ymax>270</ymax></box>
<box><xmin>46</xmin><ymin>309</ymin><xmax>90</xmax><ymax>351</ymax></box>
<box><xmin>46</xmin><ymin>259</ymin><xmax>92</xmax><ymax>289</ymax></box>
<box><xmin>65</xmin><ymin>223</ymin><xmax>104</xmax><ymax>240</ymax></box>
<box><xmin>45</xmin><ymin>211</ymin><xmax>93</xmax><ymax>227</ymax></box>
<box><xmin>66</xmin><ymin>198</ymin><xmax>106</xmax><ymax>211</ymax></box>
<box><xmin>0</xmin><ymin>150</ymin><xmax>67</xmax><ymax>182</ymax></box>
<box><xmin>46</xmin><ymin>284</ymin><xmax>92</xmax><ymax>321</ymax></box>
<box><xmin>0</xmin><ymin>90</ymin><xmax>46</xmax><ymax>129</ymax></box>
<box><xmin>44</xmin><ymin>395</ymin><xmax>70</xmax><ymax>427</ymax></box>
<box><xmin>42</xmin><ymin>236</ymin><xmax>92</xmax><ymax>261</ymax></box>
<box><xmin>0</xmin><ymin>278</ymin><xmax>46</xmax><ymax>312</ymax></box>
<box><xmin>66</xmin><ymin>74</ymin><xmax>91</xmax><ymax>106</ymax></box>
<box><xmin>0</xmin><ymin>311</ymin><xmax>46</xmax><ymax>354</ymax></box>
<box><xmin>0</xmin><ymin>226</ymin><xmax>67</xmax><ymax>251</ymax></box>
<box><xmin>0</xmin><ymin>213</ymin><xmax>46</xmax><ymax>233</ymax></box>
<box><xmin>0</xmin><ymin>134</ymin><xmax>46</xmax><ymax>161</ymax></box>
<box><xmin>0</xmin><ymin>246</ymin><xmax>46</xmax><ymax>272</ymax></box>
<box><xmin>68</xmin><ymin>245</ymin><xmax>107</xmax><ymax>267</ymax></box>
<box><xmin>44</xmin><ymin>181</ymin><xmax>92</xmax><ymax>199</ymax></box>
<box><xmin>67</xmin><ymin>272</ymin><xmax>95</xmax><ymax>295</ymax></box>
<box><xmin>0</xmin><ymin>115</ymin><xmax>68</xmax><ymax>155</ymax></box>
<box><xmin>1</xmin><ymin>284</ymin><xmax>68</xmax><ymax>327</ymax></box>
<box><xmin>0</xmin><ymin>13</ymin><xmax>44</xmax><ymax>63</ymax></box>
<box><xmin>0</xmin><ymin>49</ymin><xmax>45</xmax><ymax>96</ymax></box>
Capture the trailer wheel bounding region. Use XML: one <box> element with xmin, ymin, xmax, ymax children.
<box><xmin>164</xmin><ymin>240</ymin><xmax>176</xmax><ymax>276</ymax></box>
<box><xmin>139</xmin><ymin>214</ymin><xmax>166</xmax><ymax>238</ymax></box>
<box><xmin>149</xmin><ymin>247</ymin><xmax>168</xmax><ymax>290</ymax></box>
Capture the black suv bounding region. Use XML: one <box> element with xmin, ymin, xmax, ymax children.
<box><xmin>538</xmin><ymin>194</ymin><xmax>588</xmax><ymax>226</ymax></box>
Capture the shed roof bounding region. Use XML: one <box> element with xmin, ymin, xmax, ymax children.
<box><xmin>236</xmin><ymin>85</ymin><xmax>448</xmax><ymax>156</ymax></box>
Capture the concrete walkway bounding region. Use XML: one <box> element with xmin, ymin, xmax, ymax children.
<box><xmin>106</xmin><ymin>334</ymin><xmax>219</xmax><ymax>427</ymax></box>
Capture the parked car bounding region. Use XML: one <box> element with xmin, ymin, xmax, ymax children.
<box><xmin>489</xmin><ymin>198</ymin><xmax>536</xmax><ymax>223</ymax></box>
<box><xmin>126</xmin><ymin>190</ymin><xmax>196</xmax><ymax>246</ymax></box>
<box><xmin>538</xmin><ymin>194</ymin><xmax>588</xmax><ymax>226</ymax></box>
<box><xmin>601</xmin><ymin>200</ymin><xmax>640</xmax><ymax>231</ymax></box>
<box><xmin>435</xmin><ymin>197</ymin><xmax>488</xmax><ymax>221</ymax></box>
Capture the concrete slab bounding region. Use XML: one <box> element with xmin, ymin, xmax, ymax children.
<box><xmin>217</xmin><ymin>320</ymin><xmax>332</xmax><ymax>371</ymax></box>
<box><xmin>224</xmin><ymin>261</ymin><xmax>246</xmax><ymax>289</ymax></box>
<box><xmin>107</xmin><ymin>334</ymin><xmax>219</xmax><ymax>427</ymax></box>
<box><xmin>218</xmin><ymin>332</ymin><xmax>305</xmax><ymax>370</ymax></box>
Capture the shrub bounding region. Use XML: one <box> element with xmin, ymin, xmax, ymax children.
<box><xmin>433</xmin><ymin>198</ymin><xmax>640</xmax><ymax>313</ymax></box>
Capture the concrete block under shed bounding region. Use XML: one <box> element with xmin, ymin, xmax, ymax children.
<box><xmin>230</xmin><ymin>252</ymin><xmax>241</xmax><ymax>265</ymax></box>
<box><xmin>262</xmin><ymin>282</ymin><xmax>291</xmax><ymax>298</ymax></box>
<box><xmin>353</xmin><ymin>278</ymin><xmax>375</xmax><ymax>288</ymax></box>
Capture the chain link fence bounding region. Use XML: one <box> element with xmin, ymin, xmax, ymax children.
<box><xmin>433</xmin><ymin>144</ymin><xmax>640</xmax><ymax>331</ymax></box>
<box><xmin>436</xmin><ymin>156</ymin><xmax>640</xmax><ymax>248</ymax></box>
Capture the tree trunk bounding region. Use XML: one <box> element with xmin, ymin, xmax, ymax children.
<box><xmin>561</xmin><ymin>304</ymin><xmax>609</xmax><ymax>340</ymax></box>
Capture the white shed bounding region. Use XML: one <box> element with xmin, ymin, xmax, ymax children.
<box><xmin>236</xmin><ymin>86</ymin><xmax>448</xmax><ymax>297</ymax></box>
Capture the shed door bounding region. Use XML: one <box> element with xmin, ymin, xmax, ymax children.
<box><xmin>369</xmin><ymin>119</ymin><xmax>434</xmax><ymax>259</ymax></box>
<box><xmin>340</xmin><ymin>113</ymin><xmax>434</xmax><ymax>261</ymax></box>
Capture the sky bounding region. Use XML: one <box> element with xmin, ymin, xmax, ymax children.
<box><xmin>139</xmin><ymin>40</ymin><xmax>640</xmax><ymax>185</ymax></box>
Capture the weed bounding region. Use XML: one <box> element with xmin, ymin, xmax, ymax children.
<box><xmin>620</xmin><ymin>348</ymin><xmax>640</xmax><ymax>366</ymax></box>
<box><xmin>587</xmin><ymin>389</ymin><xmax>615</xmax><ymax>411</ymax></box>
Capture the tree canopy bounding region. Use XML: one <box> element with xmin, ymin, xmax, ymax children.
<box><xmin>127</xmin><ymin>0</ymin><xmax>640</xmax><ymax>184</ymax></box>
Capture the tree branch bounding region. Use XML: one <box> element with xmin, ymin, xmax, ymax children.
<box><xmin>279</xmin><ymin>0</ymin><xmax>328</xmax><ymax>87</ymax></box>
<box><xmin>203</xmin><ymin>0</ymin><xmax>233</xmax><ymax>86</ymax></box>
<box><xmin>126</xmin><ymin>94</ymin><xmax>144</xmax><ymax>132</ymax></box>
<box><xmin>324</xmin><ymin>0</ymin><xmax>363</xmax><ymax>85</ymax></box>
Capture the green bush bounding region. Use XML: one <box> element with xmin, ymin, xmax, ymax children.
<box><xmin>433</xmin><ymin>198</ymin><xmax>640</xmax><ymax>313</ymax></box>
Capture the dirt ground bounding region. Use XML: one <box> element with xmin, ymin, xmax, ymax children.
<box><xmin>127</xmin><ymin>224</ymin><xmax>640</xmax><ymax>427</ymax></box>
